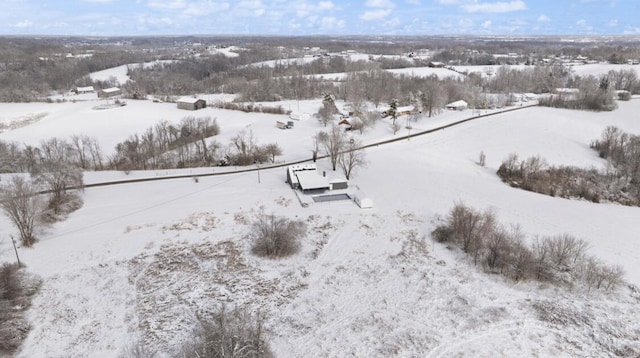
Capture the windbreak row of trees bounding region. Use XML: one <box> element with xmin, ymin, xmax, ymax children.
<box><xmin>496</xmin><ymin>127</ymin><xmax>640</xmax><ymax>206</ymax></box>
<box><xmin>111</xmin><ymin>116</ymin><xmax>220</xmax><ymax>171</ymax></box>
<box><xmin>432</xmin><ymin>203</ymin><xmax>624</xmax><ymax>291</ymax></box>
<box><xmin>0</xmin><ymin>115</ymin><xmax>286</xmax><ymax>173</ymax></box>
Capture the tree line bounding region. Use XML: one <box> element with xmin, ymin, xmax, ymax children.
<box><xmin>432</xmin><ymin>203</ymin><xmax>624</xmax><ymax>292</ymax></box>
<box><xmin>496</xmin><ymin>126</ymin><xmax>640</xmax><ymax>206</ymax></box>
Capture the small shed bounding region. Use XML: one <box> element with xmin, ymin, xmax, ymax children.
<box><xmin>445</xmin><ymin>100</ymin><xmax>468</xmax><ymax>111</ymax></box>
<box><xmin>177</xmin><ymin>97</ymin><xmax>207</xmax><ymax>111</ymax></box>
<box><xmin>428</xmin><ymin>61</ymin><xmax>445</xmax><ymax>68</ymax></box>
<box><xmin>98</xmin><ymin>87</ymin><xmax>121</xmax><ymax>98</ymax></box>
<box><xmin>329</xmin><ymin>178</ymin><xmax>348</xmax><ymax>190</ymax></box>
<box><xmin>354</xmin><ymin>194</ymin><xmax>374</xmax><ymax>209</ymax></box>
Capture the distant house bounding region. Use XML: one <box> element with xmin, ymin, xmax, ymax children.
<box><xmin>428</xmin><ymin>61</ymin><xmax>445</xmax><ymax>68</ymax></box>
<box><xmin>381</xmin><ymin>105</ymin><xmax>419</xmax><ymax>118</ymax></box>
<box><xmin>76</xmin><ymin>86</ymin><xmax>95</xmax><ymax>94</ymax></box>
<box><xmin>338</xmin><ymin>118</ymin><xmax>352</xmax><ymax>130</ymax></box>
<box><xmin>98</xmin><ymin>87</ymin><xmax>121</xmax><ymax>98</ymax></box>
<box><xmin>177</xmin><ymin>97</ymin><xmax>207</xmax><ymax>111</ymax></box>
<box><xmin>445</xmin><ymin>100</ymin><xmax>468</xmax><ymax>111</ymax></box>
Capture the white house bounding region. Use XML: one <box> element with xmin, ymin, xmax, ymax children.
<box><xmin>76</xmin><ymin>86</ymin><xmax>95</xmax><ymax>94</ymax></box>
<box><xmin>445</xmin><ymin>100</ymin><xmax>468</xmax><ymax>111</ymax></box>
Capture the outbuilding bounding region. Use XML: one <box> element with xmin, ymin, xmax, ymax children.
<box><xmin>354</xmin><ymin>194</ymin><xmax>374</xmax><ymax>209</ymax></box>
<box><xmin>177</xmin><ymin>97</ymin><xmax>207</xmax><ymax>111</ymax></box>
<box><xmin>76</xmin><ymin>86</ymin><xmax>95</xmax><ymax>94</ymax></box>
<box><xmin>445</xmin><ymin>100</ymin><xmax>468</xmax><ymax>111</ymax></box>
<box><xmin>98</xmin><ymin>87</ymin><xmax>122</xmax><ymax>98</ymax></box>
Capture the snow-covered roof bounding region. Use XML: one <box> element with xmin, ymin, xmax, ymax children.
<box><xmin>101</xmin><ymin>87</ymin><xmax>121</xmax><ymax>93</ymax></box>
<box><xmin>177</xmin><ymin>97</ymin><xmax>204</xmax><ymax>104</ymax></box>
<box><xmin>76</xmin><ymin>86</ymin><xmax>94</xmax><ymax>92</ymax></box>
<box><xmin>446</xmin><ymin>100</ymin><xmax>468</xmax><ymax>108</ymax></box>
<box><xmin>329</xmin><ymin>177</ymin><xmax>348</xmax><ymax>184</ymax></box>
<box><xmin>296</xmin><ymin>170</ymin><xmax>330</xmax><ymax>191</ymax></box>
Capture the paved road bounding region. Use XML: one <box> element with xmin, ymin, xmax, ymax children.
<box><xmin>82</xmin><ymin>104</ymin><xmax>538</xmax><ymax>189</ymax></box>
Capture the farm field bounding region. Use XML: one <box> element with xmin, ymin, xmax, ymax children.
<box><xmin>1</xmin><ymin>87</ymin><xmax>639</xmax><ymax>357</ymax></box>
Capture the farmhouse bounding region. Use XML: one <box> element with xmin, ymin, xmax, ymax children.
<box><xmin>98</xmin><ymin>87</ymin><xmax>121</xmax><ymax>98</ymax></box>
<box><xmin>177</xmin><ymin>97</ymin><xmax>207</xmax><ymax>111</ymax></box>
<box><xmin>428</xmin><ymin>61</ymin><xmax>445</xmax><ymax>68</ymax></box>
<box><xmin>286</xmin><ymin>164</ymin><xmax>330</xmax><ymax>193</ymax></box>
<box><xmin>445</xmin><ymin>100</ymin><xmax>468</xmax><ymax>111</ymax></box>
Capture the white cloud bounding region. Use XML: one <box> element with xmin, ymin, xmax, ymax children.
<box><xmin>319</xmin><ymin>16</ymin><xmax>345</xmax><ymax>30</ymax></box>
<box><xmin>435</xmin><ymin>0</ymin><xmax>461</xmax><ymax>4</ymax></box>
<box><xmin>576</xmin><ymin>19</ymin><xmax>593</xmax><ymax>31</ymax></box>
<box><xmin>360</xmin><ymin>8</ymin><xmax>393</xmax><ymax>20</ymax></box>
<box><xmin>462</xmin><ymin>0</ymin><xmax>527</xmax><ymax>13</ymax></box>
<box><xmin>14</xmin><ymin>20</ymin><xmax>33</xmax><ymax>28</ymax></box>
<box><xmin>609</xmin><ymin>19</ymin><xmax>618</xmax><ymax>27</ymax></box>
<box><xmin>405</xmin><ymin>0</ymin><xmax>420</xmax><ymax>4</ymax></box>
<box><xmin>183</xmin><ymin>1</ymin><xmax>231</xmax><ymax>17</ymax></box>
<box><xmin>365</xmin><ymin>0</ymin><xmax>395</xmax><ymax>8</ymax></box>
<box><xmin>83</xmin><ymin>0</ymin><xmax>118</xmax><ymax>3</ymax></box>
<box><xmin>538</xmin><ymin>14</ymin><xmax>550</xmax><ymax>22</ymax></box>
<box><xmin>147</xmin><ymin>0</ymin><xmax>186</xmax><ymax>9</ymax></box>
<box><xmin>482</xmin><ymin>20</ymin><xmax>492</xmax><ymax>29</ymax></box>
<box><xmin>293</xmin><ymin>1</ymin><xmax>335</xmax><ymax>18</ymax></box>
<box><xmin>318</xmin><ymin>1</ymin><xmax>335</xmax><ymax>10</ymax></box>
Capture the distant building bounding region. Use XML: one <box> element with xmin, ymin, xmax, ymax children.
<box><xmin>445</xmin><ymin>100</ymin><xmax>468</xmax><ymax>111</ymax></box>
<box><xmin>428</xmin><ymin>61</ymin><xmax>445</xmax><ymax>68</ymax></box>
<box><xmin>177</xmin><ymin>97</ymin><xmax>207</xmax><ymax>110</ymax></box>
<box><xmin>76</xmin><ymin>86</ymin><xmax>95</xmax><ymax>94</ymax></box>
<box><xmin>98</xmin><ymin>87</ymin><xmax>121</xmax><ymax>98</ymax></box>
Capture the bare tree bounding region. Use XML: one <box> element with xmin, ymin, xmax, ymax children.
<box><xmin>262</xmin><ymin>143</ymin><xmax>282</xmax><ymax>163</ymax></box>
<box><xmin>319</xmin><ymin>124</ymin><xmax>346</xmax><ymax>171</ymax></box>
<box><xmin>229</xmin><ymin>130</ymin><xmax>259</xmax><ymax>166</ymax></box>
<box><xmin>30</xmin><ymin>160</ymin><xmax>83</xmax><ymax>214</ymax></box>
<box><xmin>0</xmin><ymin>177</ymin><xmax>43</xmax><ymax>247</ymax></box>
<box><xmin>419</xmin><ymin>77</ymin><xmax>444</xmax><ymax>118</ymax></box>
<box><xmin>179</xmin><ymin>305</ymin><xmax>273</xmax><ymax>358</ymax></box>
<box><xmin>339</xmin><ymin>139</ymin><xmax>367</xmax><ymax>180</ymax></box>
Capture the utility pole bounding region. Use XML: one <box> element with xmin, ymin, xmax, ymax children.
<box><xmin>10</xmin><ymin>235</ymin><xmax>21</xmax><ymax>267</ymax></box>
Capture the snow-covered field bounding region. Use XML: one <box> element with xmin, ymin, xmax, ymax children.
<box><xmin>569</xmin><ymin>63</ymin><xmax>640</xmax><ymax>77</ymax></box>
<box><xmin>89</xmin><ymin>60</ymin><xmax>177</xmax><ymax>86</ymax></box>
<box><xmin>1</xmin><ymin>95</ymin><xmax>640</xmax><ymax>357</ymax></box>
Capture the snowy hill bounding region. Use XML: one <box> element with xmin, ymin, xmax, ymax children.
<box><xmin>1</xmin><ymin>99</ymin><xmax>640</xmax><ymax>357</ymax></box>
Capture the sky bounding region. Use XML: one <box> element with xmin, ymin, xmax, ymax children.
<box><xmin>1</xmin><ymin>0</ymin><xmax>639</xmax><ymax>36</ymax></box>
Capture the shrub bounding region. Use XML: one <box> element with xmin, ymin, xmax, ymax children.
<box><xmin>432</xmin><ymin>203</ymin><xmax>625</xmax><ymax>291</ymax></box>
<box><xmin>179</xmin><ymin>306</ymin><xmax>273</xmax><ymax>358</ymax></box>
<box><xmin>248</xmin><ymin>211</ymin><xmax>306</xmax><ymax>258</ymax></box>
<box><xmin>0</xmin><ymin>263</ymin><xmax>41</xmax><ymax>355</ymax></box>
